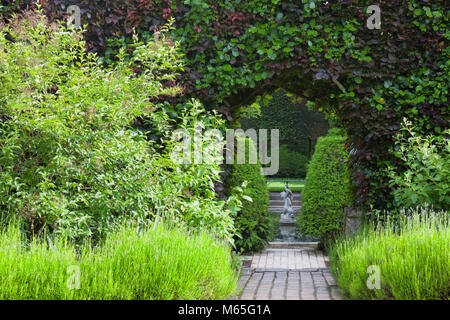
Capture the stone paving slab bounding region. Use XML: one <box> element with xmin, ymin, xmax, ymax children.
<box><xmin>250</xmin><ymin>248</ymin><xmax>328</xmax><ymax>269</ymax></box>
<box><xmin>231</xmin><ymin>191</ymin><xmax>342</xmax><ymax>300</ymax></box>
<box><xmin>268</xmin><ymin>242</ymin><xmax>319</xmax><ymax>249</ymax></box>
<box><xmin>237</xmin><ymin>269</ymin><xmax>343</xmax><ymax>300</ymax></box>
<box><xmin>234</xmin><ymin>247</ymin><xmax>342</xmax><ymax>300</ymax></box>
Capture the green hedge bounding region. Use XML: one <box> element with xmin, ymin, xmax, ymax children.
<box><xmin>240</xmin><ymin>90</ymin><xmax>330</xmax><ymax>155</ymax></box>
<box><xmin>228</xmin><ymin>138</ymin><xmax>271</xmax><ymax>253</ymax></box>
<box><xmin>240</xmin><ymin>90</ymin><xmax>330</xmax><ymax>178</ymax></box>
<box><xmin>278</xmin><ymin>145</ymin><xmax>309</xmax><ymax>178</ymax></box>
<box><xmin>297</xmin><ymin>129</ymin><xmax>354</xmax><ymax>243</ymax></box>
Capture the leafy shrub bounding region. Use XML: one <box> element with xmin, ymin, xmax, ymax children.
<box><xmin>0</xmin><ymin>221</ymin><xmax>238</xmax><ymax>299</ymax></box>
<box><xmin>161</xmin><ymin>102</ymin><xmax>240</xmax><ymax>245</ymax></box>
<box><xmin>227</xmin><ymin>138</ymin><xmax>271</xmax><ymax>253</ymax></box>
<box><xmin>0</xmin><ymin>12</ymin><xmax>238</xmax><ymax>244</ymax></box>
<box><xmin>327</xmin><ymin>127</ymin><xmax>346</xmax><ymax>137</ymax></box>
<box><xmin>0</xmin><ymin>11</ymin><xmax>172</xmax><ymax>241</ymax></box>
<box><xmin>329</xmin><ymin>208</ymin><xmax>449</xmax><ymax>300</ymax></box>
<box><xmin>386</xmin><ymin>119</ymin><xmax>450</xmax><ymax>211</ymax></box>
<box><xmin>278</xmin><ymin>145</ymin><xmax>309</xmax><ymax>178</ymax></box>
<box><xmin>298</xmin><ymin>129</ymin><xmax>354</xmax><ymax>243</ymax></box>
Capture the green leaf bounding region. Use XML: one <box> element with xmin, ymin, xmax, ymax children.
<box><xmin>233</xmin><ymin>186</ymin><xmax>243</xmax><ymax>193</ymax></box>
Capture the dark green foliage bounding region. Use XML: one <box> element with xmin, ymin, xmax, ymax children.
<box><xmin>298</xmin><ymin>130</ymin><xmax>354</xmax><ymax>242</ymax></box>
<box><xmin>240</xmin><ymin>90</ymin><xmax>329</xmax><ymax>178</ymax></box>
<box><xmin>0</xmin><ymin>0</ymin><xmax>29</xmax><ymax>16</ymax></box>
<box><xmin>278</xmin><ymin>145</ymin><xmax>308</xmax><ymax>178</ymax></box>
<box><xmin>240</xmin><ymin>90</ymin><xmax>330</xmax><ymax>158</ymax></box>
<box><xmin>228</xmin><ymin>138</ymin><xmax>271</xmax><ymax>253</ymax></box>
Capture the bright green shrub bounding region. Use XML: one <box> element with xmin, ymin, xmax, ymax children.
<box><xmin>0</xmin><ymin>12</ymin><xmax>238</xmax><ymax>244</ymax></box>
<box><xmin>0</xmin><ymin>221</ymin><xmax>238</xmax><ymax>299</ymax></box>
<box><xmin>298</xmin><ymin>129</ymin><xmax>354</xmax><ymax>242</ymax></box>
<box><xmin>387</xmin><ymin>119</ymin><xmax>450</xmax><ymax>211</ymax></box>
<box><xmin>160</xmin><ymin>102</ymin><xmax>239</xmax><ymax>245</ymax></box>
<box><xmin>0</xmin><ymin>12</ymin><xmax>179</xmax><ymax>241</ymax></box>
<box><xmin>329</xmin><ymin>208</ymin><xmax>449</xmax><ymax>300</ymax></box>
<box><xmin>228</xmin><ymin>138</ymin><xmax>271</xmax><ymax>253</ymax></box>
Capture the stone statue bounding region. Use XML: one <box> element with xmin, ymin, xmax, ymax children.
<box><xmin>285</xmin><ymin>183</ymin><xmax>293</xmax><ymax>203</ymax></box>
<box><xmin>280</xmin><ymin>183</ymin><xmax>294</xmax><ymax>218</ymax></box>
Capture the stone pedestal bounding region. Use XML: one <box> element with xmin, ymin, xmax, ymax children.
<box><xmin>343</xmin><ymin>207</ymin><xmax>363</xmax><ymax>235</ymax></box>
<box><xmin>280</xmin><ymin>213</ymin><xmax>296</xmax><ymax>225</ymax></box>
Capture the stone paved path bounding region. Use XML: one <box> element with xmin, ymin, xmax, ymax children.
<box><xmin>235</xmin><ymin>248</ymin><xmax>343</xmax><ymax>300</ymax></box>
<box><xmin>250</xmin><ymin>248</ymin><xmax>327</xmax><ymax>270</ymax></box>
<box><xmin>231</xmin><ymin>190</ymin><xmax>343</xmax><ymax>300</ymax></box>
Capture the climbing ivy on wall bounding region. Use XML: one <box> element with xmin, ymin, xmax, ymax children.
<box><xmin>5</xmin><ymin>0</ymin><xmax>449</xmax><ymax>211</ymax></box>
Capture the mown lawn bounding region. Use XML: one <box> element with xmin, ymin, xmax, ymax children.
<box><xmin>267</xmin><ymin>179</ymin><xmax>305</xmax><ymax>192</ymax></box>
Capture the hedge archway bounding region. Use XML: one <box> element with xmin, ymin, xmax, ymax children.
<box><xmin>5</xmin><ymin>0</ymin><xmax>448</xmax><ymax>209</ymax></box>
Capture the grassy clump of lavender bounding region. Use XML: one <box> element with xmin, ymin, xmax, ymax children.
<box><xmin>330</xmin><ymin>208</ymin><xmax>449</xmax><ymax>300</ymax></box>
<box><xmin>0</xmin><ymin>222</ymin><xmax>237</xmax><ymax>300</ymax></box>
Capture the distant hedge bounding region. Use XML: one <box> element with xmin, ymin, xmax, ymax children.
<box><xmin>298</xmin><ymin>129</ymin><xmax>354</xmax><ymax>244</ymax></box>
<box><xmin>228</xmin><ymin>138</ymin><xmax>271</xmax><ymax>253</ymax></box>
<box><xmin>240</xmin><ymin>90</ymin><xmax>330</xmax><ymax>161</ymax></box>
<box><xmin>278</xmin><ymin>145</ymin><xmax>309</xmax><ymax>178</ymax></box>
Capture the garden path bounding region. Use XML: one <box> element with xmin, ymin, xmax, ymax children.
<box><xmin>232</xmin><ymin>192</ymin><xmax>343</xmax><ymax>300</ymax></box>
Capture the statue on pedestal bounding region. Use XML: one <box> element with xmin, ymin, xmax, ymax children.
<box><xmin>280</xmin><ymin>182</ymin><xmax>294</xmax><ymax>218</ymax></box>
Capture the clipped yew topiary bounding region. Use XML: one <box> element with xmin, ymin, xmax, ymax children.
<box><xmin>298</xmin><ymin>129</ymin><xmax>354</xmax><ymax>244</ymax></box>
<box><xmin>228</xmin><ymin>138</ymin><xmax>271</xmax><ymax>254</ymax></box>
